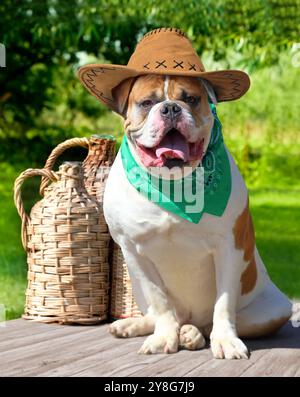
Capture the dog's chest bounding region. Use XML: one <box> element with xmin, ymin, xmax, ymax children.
<box><xmin>104</xmin><ymin>152</ymin><xmax>220</xmax><ymax>243</ymax></box>
<box><xmin>104</xmin><ymin>153</ymin><xmax>218</xmax><ymax>323</ymax></box>
<box><xmin>135</xmin><ymin>223</ymin><xmax>217</xmax><ymax>324</ymax></box>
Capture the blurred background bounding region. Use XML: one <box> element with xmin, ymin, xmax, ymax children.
<box><xmin>0</xmin><ymin>0</ymin><xmax>299</xmax><ymax>319</ymax></box>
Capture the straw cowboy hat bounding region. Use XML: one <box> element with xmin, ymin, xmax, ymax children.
<box><xmin>78</xmin><ymin>27</ymin><xmax>250</xmax><ymax>115</ymax></box>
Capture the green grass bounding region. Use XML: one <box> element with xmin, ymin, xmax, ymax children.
<box><xmin>250</xmin><ymin>189</ymin><xmax>300</xmax><ymax>299</ymax></box>
<box><xmin>0</xmin><ymin>163</ymin><xmax>28</xmax><ymax>320</ymax></box>
<box><xmin>0</xmin><ymin>162</ymin><xmax>299</xmax><ymax>321</ymax></box>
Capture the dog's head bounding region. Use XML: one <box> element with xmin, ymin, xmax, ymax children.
<box><xmin>113</xmin><ymin>74</ymin><xmax>216</xmax><ymax>170</ymax></box>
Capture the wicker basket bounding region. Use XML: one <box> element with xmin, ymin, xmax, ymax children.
<box><xmin>14</xmin><ymin>162</ymin><xmax>110</xmax><ymax>324</ymax></box>
<box><xmin>83</xmin><ymin>134</ymin><xmax>115</xmax><ymax>203</ymax></box>
<box><xmin>110</xmin><ymin>245</ymin><xmax>142</xmax><ymax>319</ymax></box>
<box><xmin>39</xmin><ymin>135</ymin><xmax>142</xmax><ymax>320</ymax></box>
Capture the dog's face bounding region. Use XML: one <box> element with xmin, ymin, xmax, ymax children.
<box><xmin>114</xmin><ymin>74</ymin><xmax>214</xmax><ymax>170</ymax></box>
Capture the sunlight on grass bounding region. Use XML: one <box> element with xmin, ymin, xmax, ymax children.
<box><xmin>250</xmin><ymin>189</ymin><xmax>300</xmax><ymax>300</ymax></box>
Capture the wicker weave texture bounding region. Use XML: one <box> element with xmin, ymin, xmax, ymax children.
<box><xmin>14</xmin><ymin>162</ymin><xmax>110</xmax><ymax>324</ymax></box>
<box><xmin>110</xmin><ymin>245</ymin><xmax>142</xmax><ymax>319</ymax></box>
<box><xmin>83</xmin><ymin>135</ymin><xmax>115</xmax><ymax>204</ymax></box>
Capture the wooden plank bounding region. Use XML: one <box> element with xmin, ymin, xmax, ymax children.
<box><xmin>184</xmin><ymin>349</ymin><xmax>267</xmax><ymax>377</ymax></box>
<box><xmin>0</xmin><ymin>322</ymin><xmax>106</xmax><ymax>353</ymax></box>
<box><xmin>39</xmin><ymin>335</ymin><xmax>150</xmax><ymax>377</ymax></box>
<box><xmin>103</xmin><ymin>353</ymin><xmax>169</xmax><ymax>378</ymax></box>
<box><xmin>295</xmin><ymin>364</ymin><xmax>300</xmax><ymax>377</ymax></box>
<box><xmin>0</xmin><ymin>326</ymin><xmax>110</xmax><ymax>376</ymax></box>
<box><xmin>0</xmin><ymin>319</ymin><xmax>64</xmax><ymax>341</ymax></box>
<box><xmin>70</xmin><ymin>341</ymin><xmax>164</xmax><ymax>378</ymax></box>
<box><xmin>21</xmin><ymin>337</ymin><xmax>137</xmax><ymax>377</ymax></box>
<box><xmin>0</xmin><ymin>318</ymin><xmax>101</xmax><ymax>345</ymax></box>
<box><xmin>128</xmin><ymin>348</ymin><xmax>212</xmax><ymax>377</ymax></box>
<box><xmin>241</xmin><ymin>348</ymin><xmax>300</xmax><ymax>377</ymax></box>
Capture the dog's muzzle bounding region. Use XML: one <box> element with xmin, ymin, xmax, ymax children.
<box><xmin>160</xmin><ymin>102</ymin><xmax>182</xmax><ymax>121</ymax></box>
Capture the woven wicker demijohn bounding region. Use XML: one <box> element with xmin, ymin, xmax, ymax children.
<box><xmin>81</xmin><ymin>135</ymin><xmax>142</xmax><ymax>320</ymax></box>
<box><xmin>39</xmin><ymin>135</ymin><xmax>142</xmax><ymax>320</ymax></box>
<box><xmin>14</xmin><ymin>161</ymin><xmax>110</xmax><ymax>324</ymax></box>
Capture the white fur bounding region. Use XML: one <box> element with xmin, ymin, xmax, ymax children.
<box><xmin>164</xmin><ymin>76</ymin><xmax>170</xmax><ymax>100</ymax></box>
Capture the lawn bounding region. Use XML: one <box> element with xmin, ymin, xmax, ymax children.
<box><xmin>0</xmin><ymin>161</ymin><xmax>299</xmax><ymax>321</ymax></box>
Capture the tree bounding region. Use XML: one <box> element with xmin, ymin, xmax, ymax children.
<box><xmin>0</xmin><ymin>0</ymin><xmax>299</xmax><ymax>141</ymax></box>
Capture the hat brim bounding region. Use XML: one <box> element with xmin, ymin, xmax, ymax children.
<box><xmin>78</xmin><ymin>63</ymin><xmax>250</xmax><ymax>114</ymax></box>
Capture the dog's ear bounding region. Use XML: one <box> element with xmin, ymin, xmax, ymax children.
<box><xmin>111</xmin><ymin>77</ymin><xmax>137</xmax><ymax>118</ymax></box>
<box><xmin>199</xmin><ymin>78</ymin><xmax>218</xmax><ymax>106</ymax></box>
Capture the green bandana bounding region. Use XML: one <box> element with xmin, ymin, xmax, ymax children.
<box><xmin>120</xmin><ymin>104</ymin><xmax>231</xmax><ymax>224</ymax></box>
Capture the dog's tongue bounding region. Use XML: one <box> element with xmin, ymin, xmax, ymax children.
<box><xmin>155</xmin><ymin>130</ymin><xmax>189</xmax><ymax>162</ymax></box>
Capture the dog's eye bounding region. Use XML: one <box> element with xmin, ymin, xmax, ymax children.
<box><xmin>184</xmin><ymin>95</ymin><xmax>199</xmax><ymax>105</ymax></box>
<box><xmin>139</xmin><ymin>99</ymin><xmax>153</xmax><ymax>109</ymax></box>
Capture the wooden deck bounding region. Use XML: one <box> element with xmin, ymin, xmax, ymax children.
<box><xmin>1</xmin><ymin>308</ymin><xmax>300</xmax><ymax>377</ymax></box>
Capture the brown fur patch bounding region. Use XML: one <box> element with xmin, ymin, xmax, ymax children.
<box><xmin>233</xmin><ymin>200</ymin><xmax>257</xmax><ymax>295</ymax></box>
<box><xmin>128</xmin><ymin>74</ymin><xmax>165</xmax><ymax>110</ymax></box>
<box><xmin>168</xmin><ymin>76</ymin><xmax>209</xmax><ymax>129</ymax></box>
<box><xmin>125</xmin><ymin>74</ymin><xmax>165</xmax><ymax>129</ymax></box>
<box><xmin>112</xmin><ymin>77</ymin><xmax>137</xmax><ymax>116</ymax></box>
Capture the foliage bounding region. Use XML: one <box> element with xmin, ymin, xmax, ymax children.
<box><xmin>1</xmin><ymin>0</ymin><xmax>300</xmax><ymax>141</ymax></box>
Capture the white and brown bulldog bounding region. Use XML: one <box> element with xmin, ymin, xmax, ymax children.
<box><xmin>103</xmin><ymin>73</ymin><xmax>292</xmax><ymax>358</ymax></box>
<box><xmin>79</xmin><ymin>28</ymin><xmax>292</xmax><ymax>359</ymax></box>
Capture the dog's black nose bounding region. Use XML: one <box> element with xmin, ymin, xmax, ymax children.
<box><xmin>160</xmin><ymin>102</ymin><xmax>182</xmax><ymax>119</ymax></box>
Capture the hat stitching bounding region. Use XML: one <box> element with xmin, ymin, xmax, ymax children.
<box><xmin>83</xmin><ymin>67</ymin><xmax>117</xmax><ymax>84</ymax></box>
<box><xmin>84</xmin><ymin>69</ymin><xmax>104</xmax><ymax>83</ymax></box>
<box><xmin>225</xmin><ymin>74</ymin><xmax>242</xmax><ymax>88</ymax></box>
<box><xmin>173</xmin><ymin>60</ymin><xmax>184</xmax><ymax>69</ymax></box>
<box><xmin>82</xmin><ymin>74</ymin><xmax>114</xmax><ymax>103</ymax></box>
<box><xmin>89</xmin><ymin>85</ymin><xmax>113</xmax><ymax>103</ymax></box>
<box><xmin>139</xmin><ymin>27</ymin><xmax>188</xmax><ymax>44</ymax></box>
<box><xmin>230</xmin><ymin>82</ymin><xmax>241</xmax><ymax>90</ymax></box>
<box><xmin>188</xmin><ymin>62</ymin><xmax>196</xmax><ymax>71</ymax></box>
<box><xmin>143</xmin><ymin>62</ymin><xmax>150</xmax><ymax>69</ymax></box>
<box><xmin>155</xmin><ymin>60</ymin><xmax>167</xmax><ymax>69</ymax></box>
<box><xmin>229</xmin><ymin>79</ymin><xmax>242</xmax><ymax>94</ymax></box>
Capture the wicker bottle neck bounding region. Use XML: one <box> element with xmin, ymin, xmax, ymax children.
<box><xmin>83</xmin><ymin>137</ymin><xmax>115</xmax><ymax>189</ymax></box>
<box><xmin>59</xmin><ymin>175</ymin><xmax>83</xmax><ymax>189</ymax></box>
<box><xmin>84</xmin><ymin>138</ymin><xmax>115</xmax><ymax>167</ymax></box>
<box><xmin>58</xmin><ymin>162</ymin><xmax>84</xmax><ymax>190</ymax></box>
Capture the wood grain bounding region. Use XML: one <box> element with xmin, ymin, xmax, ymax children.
<box><xmin>0</xmin><ymin>314</ymin><xmax>299</xmax><ymax>377</ymax></box>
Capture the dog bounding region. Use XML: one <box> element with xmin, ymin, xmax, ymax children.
<box><xmin>79</xmin><ymin>28</ymin><xmax>292</xmax><ymax>359</ymax></box>
<box><xmin>103</xmin><ymin>73</ymin><xmax>292</xmax><ymax>359</ymax></box>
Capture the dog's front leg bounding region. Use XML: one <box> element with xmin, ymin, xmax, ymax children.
<box><xmin>211</xmin><ymin>239</ymin><xmax>249</xmax><ymax>359</ymax></box>
<box><xmin>121</xmin><ymin>246</ymin><xmax>180</xmax><ymax>354</ymax></box>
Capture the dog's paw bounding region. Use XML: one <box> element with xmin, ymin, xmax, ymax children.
<box><xmin>210</xmin><ymin>334</ymin><xmax>249</xmax><ymax>359</ymax></box>
<box><xmin>138</xmin><ymin>332</ymin><xmax>179</xmax><ymax>354</ymax></box>
<box><xmin>179</xmin><ymin>324</ymin><xmax>206</xmax><ymax>350</ymax></box>
<box><xmin>108</xmin><ymin>318</ymin><xmax>146</xmax><ymax>338</ymax></box>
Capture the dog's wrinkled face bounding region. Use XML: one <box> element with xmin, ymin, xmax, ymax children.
<box><xmin>116</xmin><ymin>74</ymin><xmax>214</xmax><ymax>170</ymax></box>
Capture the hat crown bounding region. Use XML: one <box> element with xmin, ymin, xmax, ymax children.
<box><xmin>127</xmin><ymin>27</ymin><xmax>205</xmax><ymax>73</ymax></box>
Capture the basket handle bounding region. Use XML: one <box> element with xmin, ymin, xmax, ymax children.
<box><xmin>39</xmin><ymin>137</ymin><xmax>89</xmax><ymax>196</ymax></box>
<box><xmin>14</xmin><ymin>168</ymin><xmax>59</xmax><ymax>250</ymax></box>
